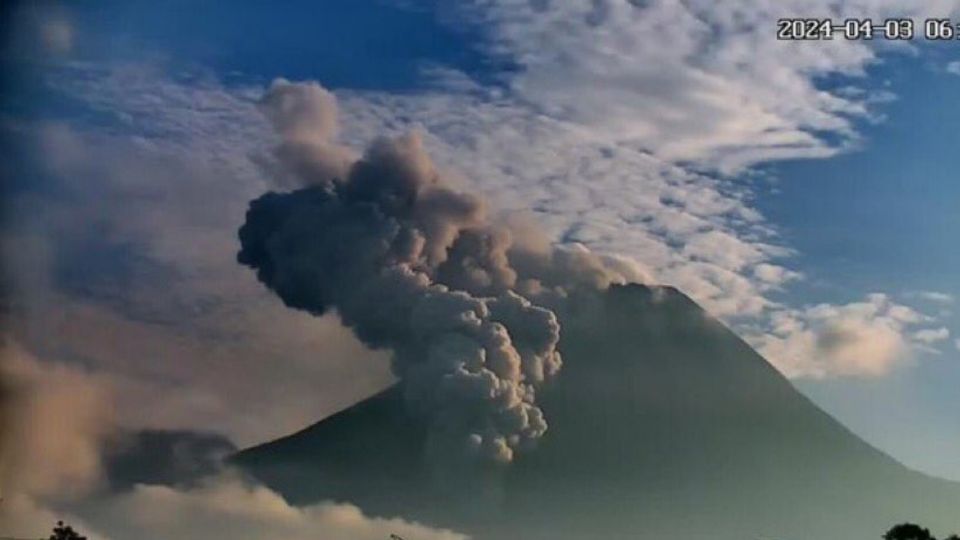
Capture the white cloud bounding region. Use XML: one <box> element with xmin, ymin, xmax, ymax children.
<box><xmin>907</xmin><ymin>290</ymin><xmax>955</xmax><ymax>304</ymax></box>
<box><xmin>913</xmin><ymin>327</ymin><xmax>950</xmax><ymax>344</ymax></box>
<box><xmin>946</xmin><ymin>61</ymin><xmax>960</xmax><ymax>76</ymax></box>
<box><xmin>753</xmin><ymin>263</ymin><xmax>802</xmax><ymax>288</ymax></box>
<box><xmin>451</xmin><ymin>0</ymin><xmax>960</xmax><ymax>173</ymax></box>
<box><xmin>750</xmin><ymin>294</ymin><xmax>946</xmax><ymax>378</ymax></box>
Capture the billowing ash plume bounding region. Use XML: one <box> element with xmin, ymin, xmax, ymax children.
<box><xmin>239</xmin><ymin>80</ymin><xmax>648</xmax><ymax>463</ymax></box>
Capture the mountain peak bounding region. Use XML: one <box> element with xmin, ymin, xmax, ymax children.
<box><xmin>234</xmin><ymin>284</ymin><xmax>960</xmax><ymax>539</ymax></box>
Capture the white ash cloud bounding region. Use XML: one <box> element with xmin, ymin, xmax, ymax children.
<box><xmin>239</xmin><ymin>80</ymin><xmax>642</xmax><ymax>462</ymax></box>
<box><xmin>257</xmin><ymin>80</ymin><xmax>357</xmax><ymax>188</ymax></box>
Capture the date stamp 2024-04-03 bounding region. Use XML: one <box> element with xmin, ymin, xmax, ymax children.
<box><xmin>777</xmin><ymin>17</ymin><xmax>960</xmax><ymax>41</ymax></box>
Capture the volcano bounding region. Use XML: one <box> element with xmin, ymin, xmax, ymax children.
<box><xmin>233</xmin><ymin>284</ymin><xmax>960</xmax><ymax>539</ymax></box>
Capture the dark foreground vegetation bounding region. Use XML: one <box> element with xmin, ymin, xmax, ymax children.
<box><xmin>48</xmin><ymin>521</ymin><xmax>86</xmax><ymax>540</ymax></box>
<box><xmin>884</xmin><ymin>522</ymin><xmax>960</xmax><ymax>540</ymax></box>
<box><xmin>26</xmin><ymin>519</ymin><xmax>960</xmax><ymax>539</ymax></box>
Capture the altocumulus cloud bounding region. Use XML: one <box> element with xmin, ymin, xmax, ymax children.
<box><xmin>449</xmin><ymin>0</ymin><xmax>960</xmax><ymax>172</ymax></box>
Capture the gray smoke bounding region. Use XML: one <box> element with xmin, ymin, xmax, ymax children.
<box><xmin>238</xmin><ymin>79</ymin><xmax>645</xmax><ymax>463</ymax></box>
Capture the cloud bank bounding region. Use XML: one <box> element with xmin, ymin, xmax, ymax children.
<box><xmin>86</xmin><ymin>473</ymin><xmax>466</xmax><ymax>540</ymax></box>
<box><xmin>0</xmin><ymin>339</ymin><xmax>112</xmax><ymax>500</ymax></box>
<box><xmin>0</xmin><ymin>341</ymin><xmax>464</xmax><ymax>540</ymax></box>
<box><xmin>1</xmin><ymin>473</ymin><xmax>467</xmax><ymax>540</ymax></box>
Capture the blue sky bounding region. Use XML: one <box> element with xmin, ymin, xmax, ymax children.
<box><xmin>3</xmin><ymin>0</ymin><xmax>959</xmax><ymax>490</ymax></box>
<box><xmin>767</xmin><ymin>54</ymin><xmax>960</xmax><ymax>481</ymax></box>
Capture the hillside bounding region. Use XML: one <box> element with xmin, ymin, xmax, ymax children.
<box><xmin>234</xmin><ymin>284</ymin><xmax>960</xmax><ymax>539</ymax></box>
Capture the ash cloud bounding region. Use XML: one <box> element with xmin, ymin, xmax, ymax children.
<box><xmin>238</xmin><ymin>79</ymin><xmax>642</xmax><ymax>463</ymax></box>
<box><xmin>257</xmin><ymin>80</ymin><xmax>356</xmax><ymax>189</ymax></box>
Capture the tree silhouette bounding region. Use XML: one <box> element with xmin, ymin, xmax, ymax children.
<box><xmin>943</xmin><ymin>535</ymin><xmax>959</xmax><ymax>540</ymax></box>
<box><xmin>884</xmin><ymin>523</ymin><xmax>936</xmax><ymax>540</ymax></box>
<box><xmin>49</xmin><ymin>520</ymin><xmax>87</xmax><ymax>540</ymax></box>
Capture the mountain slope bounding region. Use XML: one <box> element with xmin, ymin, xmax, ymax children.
<box><xmin>233</xmin><ymin>284</ymin><xmax>960</xmax><ymax>539</ymax></box>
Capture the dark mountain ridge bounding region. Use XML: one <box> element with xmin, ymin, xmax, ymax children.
<box><xmin>234</xmin><ymin>284</ymin><xmax>960</xmax><ymax>539</ymax></box>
